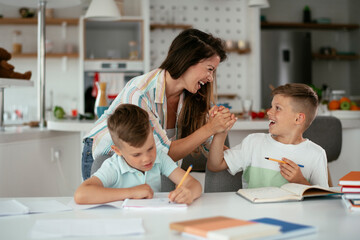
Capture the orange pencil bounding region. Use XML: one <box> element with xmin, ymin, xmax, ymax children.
<box><xmin>177</xmin><ymin>165</ymin><xmax>192</xmax><ymax>189</ymax></box>
<box><xmin>265</xmin><ymin>157</ymin><xmax>304</xmax><ymax>168</ymax></box>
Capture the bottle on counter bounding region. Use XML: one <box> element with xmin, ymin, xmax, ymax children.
<box><xmin>12</xmin><ymin>30</ymin><xmax>22</xmax><ymax>54</ymax></box>
<box><xmin>129</xmin><ymin>41</ymin><xmax>138</xmax><ymax>60</ymax></box>
<box><xmin>303</xmin><ymin>5</ymin><xmax>311</xmax><ymax>23</ymax></box>
<box><xmin>94</xmin><ymin>82</ymin><xmax>108</xmax><ymax>118</ymax></box>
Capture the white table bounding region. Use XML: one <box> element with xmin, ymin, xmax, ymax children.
<box><xmin>0</xmin><ymin>192</ymin><xmax>359</xmax><ymax>240</ymax></box>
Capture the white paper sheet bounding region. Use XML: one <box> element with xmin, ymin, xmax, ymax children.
<box><xmin>0</xmin><ymin>199</ymin><xmax>71</xmax><ymax>216</ymax></box>
<box><xmin>25</xmin><ymin>200</ymin><xmax>72</xmax><ymax>213</ymax></box>
<box><xmin>30</xmin><ymin>218</ymin><xmax>145</xmax><ymax>238</ymax></box>
<box><xmin>0</xmin><ymin>200</ymin><xmax>29</xmax><ymax>216</ymax></box>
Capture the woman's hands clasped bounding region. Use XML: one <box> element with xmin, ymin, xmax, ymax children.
<box><xmin>207</xmin><ymin>105</ymin><xmax>237</xmax><ymax>134</ymax></box>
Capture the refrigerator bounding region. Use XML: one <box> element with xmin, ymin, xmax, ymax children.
<box><xmin>261</xmin><ymin>31</ymin><xmax>312</xmax><ymax>109</ymax></box>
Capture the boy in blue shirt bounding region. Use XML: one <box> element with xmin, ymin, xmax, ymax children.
<box><xmin>75</xmin><ymin>104</ymin><xmax>202</xmax><ymax>204</ymax></box>
<box><xmin>207</xmin><ymin>83</ymin><xmax>328</xmax><ymax>188</ymax></box>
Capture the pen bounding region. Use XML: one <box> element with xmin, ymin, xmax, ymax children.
<box><xmin>265</xmin><ymin>157</ymin><xmax>304</xmax><ymax>168</ymax></box>
<box><xmin>177</xmin><ymin>165</ymin><xmax>193</xmax><ymax>189</ymax></box>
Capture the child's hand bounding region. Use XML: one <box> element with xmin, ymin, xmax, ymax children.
<box><xmin>168</xmin><ymin>186</ymin><xmax>193</xmax><ymax>205</ymax></box>
<box><xmin>279</xmin><ymin>158</ymin><xmax>310</xmax><ymax>185</ymax></box>
<box><xmin>130</xmin><ymin>184</ymin><xmax>154</xmax><ymax>199</ymax></box>
<box><xmin>207</xmin><ymin>106</ymin><xmax>235</xmax><ymax>134</ymax></box>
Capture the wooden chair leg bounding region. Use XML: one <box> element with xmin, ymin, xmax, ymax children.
<box><xmin>327</xmin><ymin>166</ymin><xmax>333</xmax><ymax>187</ymax></box>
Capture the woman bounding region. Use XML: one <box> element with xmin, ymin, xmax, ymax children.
<box><xmin>82</xmin><ymin>28</ymin><xmax>236</xmax><ymax>180</ymax></box>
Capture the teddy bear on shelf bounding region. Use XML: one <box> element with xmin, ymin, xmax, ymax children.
<box><xmin>0</xmin><ymin>47</ymin><xmax>31</xmax><ymax>80</ymax></box>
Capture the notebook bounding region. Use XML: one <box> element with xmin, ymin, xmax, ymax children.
<box><xmin>236</xmin><ymin>183</ymin><xmax>341</xmax><ymax>203</ymax></box>
<box><xmin>122</xmin><ymin>198</ymin><xmax>187</xmax><ymax>209</ymax></box>
<box><xmin>251</xmin><ymin>217</ymin><xmax>317</xmax><ymax>239</ymax></box>
<box><xmin>170</xmin><ymin>216</ymin><xmax>281</xmax><ymax>240</ymax></box>
<box><xmin>338</xmin><ymin>171</ymin><xmax>360</xmax><ymax>186</ymax></box>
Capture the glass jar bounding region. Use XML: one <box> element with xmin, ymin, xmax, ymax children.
<box><xmin>330</xmin><ymin>90</ymin><xmax>346</xmax><ymax>102</ymax></box>
<box><xmin>129</xmin><ymin>41</ymin><xmax>138</xmax><ymax>60</ymax></box>
<box><xmin>12</xmin><ymin>30</ymin><xmax>22</xmax><ymax>54</ymax></box>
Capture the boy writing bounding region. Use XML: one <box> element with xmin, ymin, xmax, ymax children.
<box><xmin>207</xmin><ymin>83</ymin><xmax>329</xmax><ymax>188</ymax></box>
<box><xmin>74</xmin><ymin>104</ymin><xmax>202</xmax><ymax>204</ymax></box>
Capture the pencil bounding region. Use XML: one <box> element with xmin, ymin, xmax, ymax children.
<box><xmin>177</xmin><ymin>165</ymin><xmax>193</xmax><ymax>189</ymax></box>
<box><xmin>265</xmin><ymin>157</ymin><xmax>304</xmax><ymax>168</ymax></box>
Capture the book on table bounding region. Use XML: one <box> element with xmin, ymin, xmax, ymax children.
<box><xmin>341</xmin><ymin>185</ymin><xmax>360</xmax><ymax>193</ymax></box>
<box><xmin>343</xmin><ymin>193</ymin><xmax>360</xmax><ymax>201</ymax></box>
<box><xmin>338</xmin><ymin>171</ymin><xmax>360</xmax><ymax>186</ymax></box>
<box><xmin>170</xmin><ymin>216</ymin><xmax>281</xmax><ymax>240</ymax></box>
<box><xmin>251</xmin><ymin>217</ymin><xmax>317</xmax><ymax>239</ymax></box>
<box><xmin>341</xmin><ymin>195</ymin><xmax>360</xmax><ymax>212</ymax></box>
<box><xmin>236</xmin><ymin>183</ymin><xmax>341</xmax><ymax>203</ymax></box>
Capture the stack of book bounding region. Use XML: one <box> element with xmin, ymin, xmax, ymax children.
<box><xmin>339</xmin><ymin>171</ymin><xmax>360</xmax><ymax>212</ymax></box>
<box><xmin>170</xmin><ymin>216</ymin><xmax>317</xmax><ymax>239</ymax></box>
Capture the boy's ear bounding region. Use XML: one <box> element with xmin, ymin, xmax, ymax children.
<box><xmin>295</xmin><ymin>112</ymin><xmax>306</xmax><ymax>125</ymax></box>
<box><xmin>111</xmin><ymin>145</ymin><xmax>122</xmax><ymax>156</ymax></box>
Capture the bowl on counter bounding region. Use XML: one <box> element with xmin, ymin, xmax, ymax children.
<box><xmin>329</xmin><ymin>110</ymin><xmax>360</xmax><ymax>119</ymax></box>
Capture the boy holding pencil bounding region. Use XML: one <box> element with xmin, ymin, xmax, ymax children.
<box><xmin>74</xmin><ymin>104</ymin><xmax>201</xmax><ymax>204</ymax></box>
<box><xmin>207</xmin><ymin>83</ymin><xmax>329</xmax><ymax>188</ymax></box>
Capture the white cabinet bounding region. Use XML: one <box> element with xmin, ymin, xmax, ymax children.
<box><xmin>78</xmin><ymin>0</ymin><xmax>150</xmax><ymax>115</ymax></box>
<box><xmin>0</xmin><ymin>129</ymin><xmax>82</xmax><ymax>197</ymax></box>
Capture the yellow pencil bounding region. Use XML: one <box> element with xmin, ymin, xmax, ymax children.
<box><xmin>265</xmin><ymin>157</ymin><xmax>304</xmax><ymax>168</ymax></box>
<box><xmin>177</xmin><ymin>165</ymin><xmax>193</xmax><ymax>189</ymax></box>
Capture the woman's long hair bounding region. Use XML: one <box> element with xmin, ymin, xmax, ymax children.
<box><xmin>159</xmin><ymin>29</ymin><xmax>227</xmax><ymax>140</ymax></box>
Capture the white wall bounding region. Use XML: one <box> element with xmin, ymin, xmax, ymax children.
<box><xmin>262</xmin><ymin>0</ymin><xmax>359</xmax><ymax>97</ymax></box>
<box><xmin>149</xmin><ymin>0</ymin><xmax>261</xmax><ymax>112</ymax></box>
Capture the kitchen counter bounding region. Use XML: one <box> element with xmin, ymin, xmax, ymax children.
<box><xmin>0</xmin><ymin>125</ymin><xmax>78</xmax><ymax>144</ymax></box>
<box><xmin>47</xmin><ymin>119</ymin><xmax>95</xmax><ymax>133</ymax></box>
<box><xmin>46</xmin><ymin>118</ymin><xmax>360</xmax><ymax>132</ymax></box>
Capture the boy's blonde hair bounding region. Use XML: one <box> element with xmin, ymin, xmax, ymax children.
<box><xmin>107</xmin><ymin>104</ymin><xmax>150</xmax><ymax>148</ymax></box>
<box><xmin>272</xmin><ymin>83</ymin><xmax>318</xmax><ymax>130</ymax></box>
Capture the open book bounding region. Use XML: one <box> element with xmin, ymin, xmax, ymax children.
<box><xmin>237</xmin><ymin>183</ymin><xmax>341</xmax><ymax>203</ymax></box>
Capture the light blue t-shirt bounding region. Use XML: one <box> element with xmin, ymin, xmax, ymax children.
<box><xmin>93</xmin><ymin>149</ymin><xmax>178</xmax><ymax>192</ymax></box>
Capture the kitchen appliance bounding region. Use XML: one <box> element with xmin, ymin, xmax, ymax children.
<box><xmin>261</xmin><ymin>31</ymin><xmax>312</xmax><ymax>109</ymax></box>
<box><xmin>83</xmin><ymin>60</ymin><xmax>143</xmax><ymax>115</ymax></box>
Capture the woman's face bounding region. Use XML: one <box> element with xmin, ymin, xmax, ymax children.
<box><xmin>180</xmin><ymin>55</ymin><xmax>221</xmax><ymax>94</ymax></box>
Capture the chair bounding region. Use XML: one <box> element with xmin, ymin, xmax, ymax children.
<box><xmin>204</xmin><ymin>168</ymin><xmax>243</xmax><ymax>192</ymax></box>
<box><xmin>203</xmin><ymin>137</ymin><xmax>243</xmax><ymax>192</ymax></box>
<box><xmin>303</xmin><ymin>115</ymin><xmax>342</xmax><ymax>187</ymax></box>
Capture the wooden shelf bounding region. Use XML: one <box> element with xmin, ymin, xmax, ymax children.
<box><xmin>261</xmin><ymin>22</ymin><xmax>359</xmax><ymax>31</ymax></box>
<box><xmin>216</xmin><ymin>94</ymin><xmax>238</xmax><ymax>99</ymax></box>
<box><xmin>0</xmin><ymin>18</ymin><xmax>79</xmax><ymax>25</ymax></box>
<box><xmin>226</xmin><ymin>48</ymin><xmax>251</xmax><ymax>54</ymax></box>
<box><xmin>0</xmin><ymin>78</ymin><xmax>33</xmax><ymax>87</ymax></box>
<box><xmin>150</xmin><ymin>24</ymin><xmax>192</xmax><ymax>30</ymax></box>
<box><xmin>312</xmin><ymin>53</ymin><xmax>359</xmax><ymax>60</ymax></box>
<box><xmin>12</xmin><ymin>53</ymin><xmax>79</xmax><ymax>58</ymax></box>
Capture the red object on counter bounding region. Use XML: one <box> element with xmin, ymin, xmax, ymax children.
<box><xmin>71</xmin><ymin>109</ymin><xmax>78</xmax><ymax>117</ymax></box>
<box><xmin>91</xmin><ymin>72</ymin><xmax>99</xmax><ymax>98</ymax></box>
